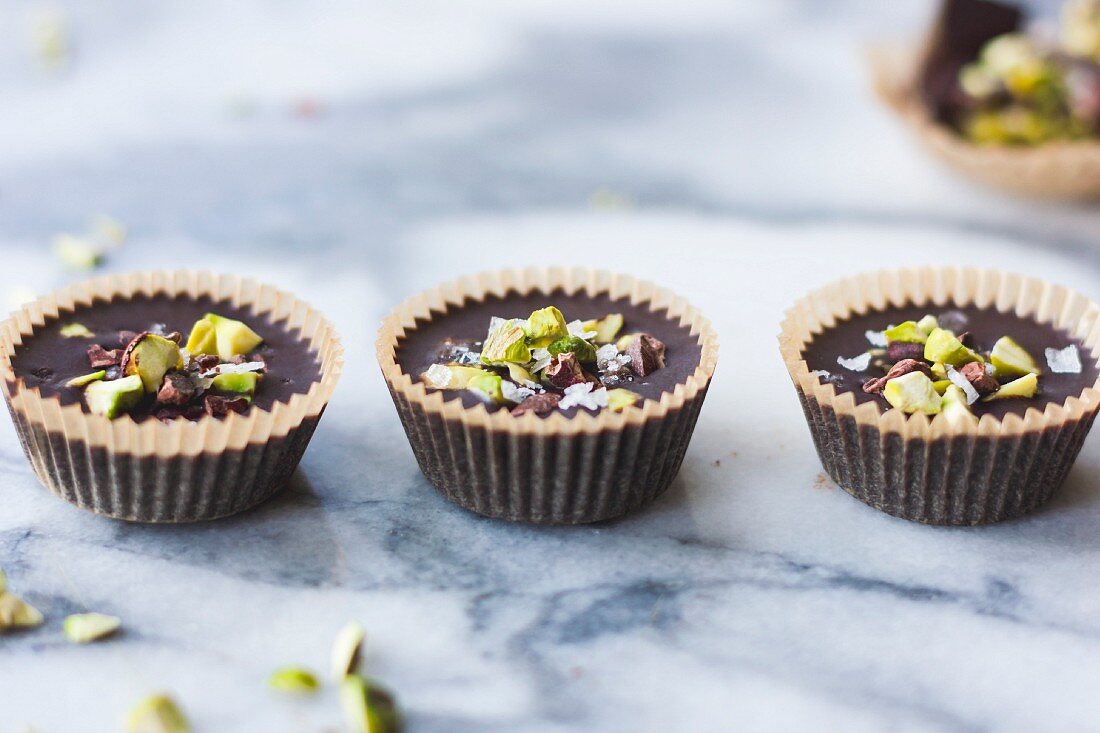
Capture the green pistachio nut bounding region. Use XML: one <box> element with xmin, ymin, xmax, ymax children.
<box><xmin>587</xmin><ymin>314</ymin><xmax>624</xmax><ymax>344</ymax></box>
<box><xmin>883</xmin><ymin>371</ymin><xmax>943</xmax><ymax>415</ymax></box>
<box><xmin>547</xmin><ymin>335</ymin><xmax>597</xmax><ymax>363</ymax></box>
<box><xmin>984</xmin><ymin>372</ymin><xmax>1039</xmax><ymax>401</ymax></box>
<box><xmin>340</xmin><ymin>675</ymin><xmax>401</xmax><ymax>733</ymax></box>
<box><xmin>123</xmin><ymin>334</ymin><xmax>183</xmax><ymax>392</ymax></box>
<box><xmin>204</xmin><ymin>313</ymin><xmax>263</xmax><ymax>361</ymax></box>
<box><xmin>84</xmin><ymin>375</ymin><xmax>143</xmax><ymax>419</ymax></box>
<box><xmin>941</xmin><ymin>384</ymin><xmax>978</xmax><ymax>425</ymax></box>
<box><xmin>125</xmin><ymin>694</ymin><xmax>190</xmax><ymax>733</ymax></box>
<box><xmin>522</xmin><ymin>307</ymin><xmax>568</xmax><ymax>348</ymax></box>
<box><xmin>930</xmin><ymin>362</ymin><xmax>948</xmax><ymax>380</ymax></box>
<box><xmin>506</xmin><ymin>363</ymin><xmax>538</xmax><ymax>386</ymax></box>
<box><xmin>268</xmin><ymin>667</ymin><xmax>320</xmax><ymax>695</ymax></box>
<box><xmin>211</xmin><ymin>372</ymin><xmax>260</xmax><ymax>395</ymax></box>
<box><xmin>990</xmin><ymin>336</ymin><xmax>1040</xmax><ymax>378</ymax></box>
<box><xmin>615</xmin><ymin>333</ymin><xmax>639</xmax><ymax>352</ymax></box>
<box><xmin>66</xmin><ymin>370</ymin><xmax>106</xmax><ymax>388</ymax></box>
<box><xmin>60</xmin><ymin>322</ymin><xmax>95</xmax><ymax>338</ymax></box>
<box><xmin>916</xmin><ymin>315</ymin><xmax>939</xmax><ymax>336</ymax></box>
<box><xmin>0</xmin><ymin>567</ymin><xmax>6</xmax><ymax>593</ymax></box>
<box><xmin>53</xmin><ymin>235</ymin><xmax>102</xmax><ymax>270</ymax></box>
<box><xmin>467</xmin><ymin>373</ymin><xmax>505</xmax><ymax>404</ymax></box>
<box><xmin>331</xmin><ymin>621</ymin><xmax>366</xmax><ymax>681</ymax></box>
<box><xmin>606</xmin><ymin>388</ymin><xmax>640</xmax><ymax>412</ymax></box>
<box><xmin>884</xmin><ymin>321</ymin><xmax>929</xmax><ymax>344</ymax></box>
<box><xmin>63</xmin><ymin>612</ymin><xmax>120</xmax><ymax>643</ymax></box>
<box><xmin>0</xmin><ymin>591</ymin><xmax>44</xmax><ymax>630</ymax></box>
<box><xmin>481</xmin><ymin>322</ymin><xmax>531</xmax><ymax>365</ymax></box>
<box><xmin>184</xmin><ymin>318</ymin><xmax>217</xmax><ymax>356</ymax></box>
<box><xmin>932</xmin><ymin>379</ymin><xmax>952</xmax><ymax>395</ymax></box>
<box><xmin>924</xmin><ymin>328</ymin><xmax>982</xmax><ymax>367</ymax></box>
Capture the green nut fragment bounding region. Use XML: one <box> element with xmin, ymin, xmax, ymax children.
<box><xmin>924</xmin><ymin>328</ymin><xmax>982</xmax><ymax>367</ymax></box>
<box><xmin>984</xmin><ymin>372</ymin><xmax>1039</xmax><ymax>401</ymax></box>
<box><xmin>53</xmin><ymin>234</ymin><xmax>102</xmax><ymax>270</ymax></box>
<box><xmin>606</xmin><ymin>388</ymin><xmax>640</xmax><ymax>412</ymax></box>
<box><xmin>481</xmin><ymin>321</ymin><xmax>531</xmax><ymax>365</ymax></box>
<box><xmin>547</xmin><ymin>335</ymin><xmax>597</xmax><ymax>363</ymax></box>
<box><xmin>422</xmin><ymin>364</ymin><xmax>486</xmax><ymax>390</ymax></box>
<box><xmin>930</xmin><ymin>362</ymin><xmax>948</xmax><ymax>380</ymax></box>
<box><xmin>990</xmin><ymin>336</ymin><xmax>1040</xmax><ymax>378</ymax></box>
<box><xmin>85</xmin><ymin>375</ymin><xmax>143</xmax><ymax>419</ymax></box>
<box><xmin>184</xmin><ymin>318</ymin><xmax>217</xmax><ymax>356</ymax></box>
<box><xmin>0</xmin><ymin>567</ymin><xmax>6</xmax><ymax>593</ymax></box>
<box><xmin>583</xmin><ymin>314</ymin><xmax>624</xmax><ymax>344</ymax></box>
<box><xmin>340</xmin><ymin>675</ymin><xmax>401</xmax><ymax>733</ymax></box>
<box><xmin>506</xmin><ymin>363</ymin><xmax>538</xmax><ymax>386</ymax></box>
<box><xmin>60</xmin><ymin>322</ymin><xmax>95</xmax><ymax>338</ymax></box>
<box><xmin>467</xmin><ymin>373</ymin><xmax>505</xmax><ymax>404</ymax></box>
<box><xmin>0</xmin><ymin>591</ymin><xmax>44</xmax><ymax>630</ymax></box>
<box><xmin>123</xmin><ymin>333</ymin><xmax>183</xmax><ymax>393</ymax></box>
<box><xmin>331</xmin><ymin>621</ymin><xmax>366</xmax><ymax>681</ymax></box>
<box><xmin>941</xmin><ymin>385</ymin><xmax>978</xmax><ymax>425</ymax></box>
<box><xmin>883</xmin><ymin>371</ymin><xmax>943</xmax><ymax>415</ymax></box>
<box><xmin>916</xmin><ymin>315</ymin><xmax>939</xmax><ymax>335</ymax></box>
<box><xmin>615</xmin><ymin>333</ymin><xmax>638</xmax><ymax>352</ymax></box>
<box><xmin>884</xmin><ymin>321</ymin><xmax>929</xmax><ymax>344</ymax></box>
<box><xmin>932</xmin><ymin>379</ymin><xmax>952</xmax><ymax>395</ymax></box>
<box><xmin>211</xmin><ymin>372</ymin><xmax>260</xmax><ymax>395</ymax></box>
<box><xmin>63</xmin><ymin>612</ymin><xmax>120</xmax><ymax>643</ymax></box>
<box><xmin>125</xmin><ymin>694</ymin><xmax>190</xmax><ymax>733</ymax></box>
<box><xmin>523</xmin><ymin>307</ymin><xmax>568</xmax><ymax>348</ymax></box>
<box><xmin>268</xmin><ymin>666</ymin><xmax>320</xmax><ymax>695</ymax></box>
<box><xmin>204</xmin><ymin>313</ymin><xmax>264</xmax><ymax>361</ymax></box>
<box><xmin>66</xmin><ymin>370</ymin><xmax>106</xmax><ymax>388</ymax></box>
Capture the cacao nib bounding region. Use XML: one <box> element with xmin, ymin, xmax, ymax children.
<box><xmin>862</xmin><ymin>359</ymin><xmax>933</xmax><ymax>394</ymax></box>
<box><xmin>87</xmin><ymin>344</ymin><xmax>123</xmax><ymax>368</ymax></box>
<box><xmin>887</xmin><ymin>341</ymin><xmax>925</xmax><ymax>362</ymax></box>
<box><xmin>545</xmin><ymin>352</ymin><xmax>587</xmax><ymax>389</ymax></box>
<box><xmin>157</xmin><ymin>371</ymin><xmax>198</xmax><ymax>405</ymax></box>
<box><xmin>203</xmin><ymin>394</ymin><xmax>250</xmax><ymax>418</ymax></box>
<box><xmin>510</xmin><ymin>392</ymin><xmax>562</xmax><ymax>416</ymax></box>
<box><xmin>958</xmin><ymin>361</ymin><xmax>999</xmax><ymax>395</ymax></box>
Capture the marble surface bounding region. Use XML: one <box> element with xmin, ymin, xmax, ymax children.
<box><xmin>5</xmin><ymin>1</ymin><xmax>1100</xmax><ymax>731</ymax></box>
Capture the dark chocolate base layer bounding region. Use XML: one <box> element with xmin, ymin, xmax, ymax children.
<box><xmin>388</xmin><ymin>383</ymin><xmax>709</xmax><ymax>524</ymax></box>
<box><xmin>7</xmin><ymin>402</ymin><xmax>322</xmax><ymax>522</ymax></box>
<box><xmin>797</xmin><ymin>389</ymin><xmax>1096</xmax><ymax>525</ymax></box>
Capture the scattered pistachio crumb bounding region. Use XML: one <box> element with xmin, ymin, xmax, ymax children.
<box><xmin>52</xmin><ymin>234</ymin><xmax>103</xmax><ymax>270</ymax></box>
<box><xmin>0</xmin><ymin>590</ymin><xmax>44</xmax><ymax>631</ymax></box>
<box><xmin>340</xmin><ymin>675</ymin><xmax>400</xmax><ymax>733</ymax></box>
<box><xmin>63</xmin><ymin>612</ymin><xmax>121</xmax><ymax>643</ymax></box>
<box><xmin>60</xmin><ymin>322</ymin><xmax>95</xmax><ymax>338</ymax></box>
<box><xmin>268</xmin><ymin>666</ymin><xmax>320</xmax><ymax>695</ymax></box>
<box><xmin>90</xmin><ymin>214</ymin><xmax>128</xmax><ymax>248</ymax></box>
<box><xmin>125</xmin><ymin>694</ymin><xmax>190</xmax><ymax>733</ymax></box>
<box><xmin>331</xmin><ymin>622</ymin><xmax>366</xmax><ymax>681</ymax></box>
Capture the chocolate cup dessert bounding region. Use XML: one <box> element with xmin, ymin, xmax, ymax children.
<box><xmin>779</xmin><ymin>268</ymin><xmax>1100</xmax><ymax>525</ymax></box>
<box><xmin>869</xmin><ymin>0</ymin><xmax>1100</xmax><ymax>201</ymax></box>
<box><xmin>0</xmin><ymin>272</ymin><xmax>343</xmax><ymax>522</ymax></box>
<box><xmin>377</xmin><ymin>269</ymin><xmax>719</xmax><ymax>524</ymax></box>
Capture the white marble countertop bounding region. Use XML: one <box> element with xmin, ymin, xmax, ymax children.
<box><xmin>5</xmin><ymin>2</ymin><xmax>1100</xmax><ymax>731</ymax></box>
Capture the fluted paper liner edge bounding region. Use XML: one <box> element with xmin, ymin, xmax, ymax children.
<box><xmin>376</xmin><ymin>268</ymin><xmax>719</xmax><ymax>436</ymax></box>
<box><xmin>867</xmin><ymin>43</ymin><xmax>1100</xmax><ymax>201</ymax></box>
<box><xmin>778</xmin><ymin>267</ymin><xmax>1100</xmax><ymax>440</ymax></box>
<box><xmin>0</xmin><ymin>270</ymin><xmax>344</xmax><ymax>457</ymax></box>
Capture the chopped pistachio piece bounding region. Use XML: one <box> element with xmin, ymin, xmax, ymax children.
<box><xmin>884</xmin><ymin>321</ymin><xmax>928</xmax><ymax>344</ymax></box>
<box><xmin>586</xmin><ymin>314</ymin><xmax>624</xmax><ymax>344</ymax></box>
<box><xmin>883</xmin><ymin>371</ymin><xmax>943</xmax><ymax>415</ymax></box>
<box><xmin>85</xmin><ymin>375</ymin><xmax>143</xmax><ymax>418</ymax></box>
<box><xmin>268</xmin><ymin>666</ymin><xmax>320</xmax><ymax>695</ymax></box>
<box><xmin>467</xmin><ymin>373</ymin><xmax>505</xmax><ymax>404</ymax></box>
<box><xmin>340</xmin><ymin>675</ymin><xmax>401</xmax><ymax>733</ymax></box>
<box><xmin>930</xmin><ymin>362</ymin><xmax>948</xmax><ymax>380</ymax></box>
<box><xmin>422</xmin><ymin>364</ymin><xmax>485</xmax><ymax>390</ymax></box>
<box><xmin>481</xmin><ymin>321</ymin><xmax>531</xmax><ymax>365</ymax></box>
<box><xmin>123</xmin><ymin>334</ymin><xmax>183</xmax><ymax>393</ymax></box>
<box><xmin>984</xmin><ymin>372</ymin><xmax>1039</xmax><ymax>401</ymax></box>
<box><xmin>63</xmin><ymin>612</ymin><xmax>120</xmax><ymax>643</ymax></box>
<box><xmin>506</xmin><ymin>363</ymin><xmax>538</xmax><ymax>387</ymax></box>
<box><xmin>547</xmin><ymin>335</ymin><xmax>597</xmax><ymax>363</ymax></box>
<box><xmin>66</xmin><ymin>370</ymin><xmax>106</xmax><ymax>388</ymax></box>
<box><xmin>932</xmin><ymin>379</ymin><xmax>952</xmax><ymax>395</ymax></box>
<box><xmin>331</xmin><ymin>621</ymin><xmax>366</xmax><ymax>681</ymax></box>
<box><xmin>941</xmin><ymin>384</ymin><xmax>978</xmax><ymax>425</ymax></box>
<box><xmin>0</xmin><ymin>567</ymin><xmax>6</xmax><ymax>593</ymax></box>
<box><xmin>990</xmin><ymin>336</ymin><xmax>1040</xmax><ymax>378</ymax></box>
<box><xmin>606</xmin><ymin>388</ymin><xmax>640</xmax><ymax>412</ymax></box>
<box><xmin>125</xmin><ymin>694</ymin><xmax>190</xmax><ymax>733</ymax></box>
<box><xmin>916</xmin><ymin>315</ymin><xmax>939</xmax><ymax>336</ymax></box>
<box><xmin>184</xmin><ymin>318</ymin><xmax>217</xmax><ymax>356</ymax></box>
<box><xmin>0</xmin><ymin>592</ymin><xmax>44</xmax><ymax>630</ymax></box>
<box><xmin>924</xmin><ymin>328</ymin><xmax>982</xmax><ymax>367</ymax></box>
<box><xmin>211</xmin><ymin>372</ymin><xmax>260</xmax><ymax>395</ymax></box>
<box><xmin>60</xmin><ymin>322</ymin><xmax>95</xmax><ymax>338</ymax></box>
<box><xmin>53</xmin><ymin>234</ymin><xmax>102</xmax><ymax>270</ymax></box>
<box><xmin>205</xmin><ymin>313</ymin><xmax>263</xmax><ymax>361</ymax></box>
<box><xmin>522</xmin><ymin>307</ymin><xmax>568</xmax><ymax>348</ymax></box>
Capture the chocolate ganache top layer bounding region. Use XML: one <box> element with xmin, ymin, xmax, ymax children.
<box><xmin>801</xmin><ymin>303</ymin><xmax>1097</xmax><ymax>421</ymax></box>
<box><xmin>10</xmin><ymin>294</ymin><xmax>321</xmax><ymax>422</ymax></box>
<box><xmin>395</xmin><ymin>289</ymin><xmax>703</xmax><ymax>417</ymax></box>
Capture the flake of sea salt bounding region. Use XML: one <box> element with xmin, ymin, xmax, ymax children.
<box><xmin>558</xmin><ymin>382</ymin><xmax>609</xmax><ymax>411</ymax></box>
<box><xmin>946</xmin><ymin>365</ymin><xmax>980</xmax><ymax>405</ymax></box>
<box><xmin>530</xmin><ymin>347</ymin><xmax>552</xmax><ymax>373</ymax></box>
<box><xmin>1045</xmin><ymin>345</ymin><xmax>1082</xmax><ymax>374</ymax></box>
<box><xmin>423</xmin><ymin>364</ymin><xmax>453</xmax><ymax>389</ymax></box>
<box><xmin>202</xmin><ymin>361</ymin><xmax>266</xmax><ymax>377</ymax></box>
<box><xmin>836</xmin><ymin>352</ymin><xmax>872</xmax><ymax>372</ymax></box>
<box><xmin>501</xmin><ymin>380</ymin><xmax>535</xmax><ymax>404</ymax></box>
<box><xmin>566</xmin><ymin>320</ymin><xmax>598</xmax><ymax>339</ymax></box>
<box><xmin>865</xmin><ymin>330</ymin><xmax>888</xmax><ymax>348</ymax></box>
<box><xmin>595</xmin><ymin>343</ymin><xmax>619</xmax><ymax>369</ymax></box>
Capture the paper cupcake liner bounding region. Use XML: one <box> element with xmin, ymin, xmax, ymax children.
<box><xmin>0</xmin><ymin>271</ymin><xmax>343</xmax><ymax>522</ymax></box>
<box><xmin>779</xmin><ymin>268</ymin><xmax>1100</xmax><ymax>525</ymax></box>
<box><xmin>867</xmin><ymin>44</ymin><xmax>1100</xmax><ymax>201</ymax></box>
<box><xmin>377</xmin><ymin>269</ymin><xmax>719</xmax><ymax>524</ymax></box>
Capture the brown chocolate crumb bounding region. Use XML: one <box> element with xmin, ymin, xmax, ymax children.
<box><xmin>31</xmin><ymin>366</ymin><xmax>53</xmax><ymax>380</ymax></box>
<box><xmin>164</xmin><ymin>331</ymin><xmax>182</xmax><ymax>344</ymax></box>
<box><xmin>627</xmin><ymin>334</ymin><xmax>666</xmax><ymax>378</ymax></box>
<box><xmin>862</xmin><ymin>359</ymin><xmax>933</xmax><ymax>394</ymax></box>
<box><xmin>545</xmin><ymin>353</ymin><xmax>587</xmax><ymax>389</ymax></box>
<box><xmin>958</xmin><ymin>361</ymin><xmax>999</xmax><ymax>395</ymax></box>
<box><xmin>887</xmin><ymin>341</ymin><xmax>925</xmax><ymax>363</ymax></box>
<box><xmin>157</xmin><ymin>370</ymin><xmax>198</xmax><ymax>405</ymax></box>
<box><xmin>87</xmin><ymin>344</ymin><xmax>123</xmax><ymax>368</ymax></box>
<box><xmin>155</xmin><ymin>407</ymin><xmax>182</xmax><ymax>423</ymax></box>
<box><xmin>117</xmin><ymin>330</ymin><xmax>139</xmax><ymax>347</ymax></box>
<box><xmin>203</xmin><ymin>394</ymin><xmax>249</xmax><ymax>417</ymax></box>
<box><xmin>510</xmin><ymin>392</ymin><xmax>562</xmax><ymax>416</ymax></box>
<box><xmin>195</xmin><ymin>354</ymin><xmax>220</xmax><ymax>371</ymax></box>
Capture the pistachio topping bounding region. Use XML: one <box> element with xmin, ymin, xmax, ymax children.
<box><xmin>66</xmin><ymin>370</ymin><xmax>106</xmax><ymax>388</ymax></box>
<box><xmin>59</xmin><ymin>322</ymin><xmax>95</xmax><ymax>338</ymax></box>
<box><xmin>268</xmin><ymin>666</ymin><xmax>321</xmax><ymax>695</ymax></box>
<box><xmin>522</xmin><ymin>306</ymin><xmax>568</xmax><ymax>348</ymax></box>
<box><xmin>85</xmin><ymin>375</ymin><xmax>143</xmax><ymax>418</ymax></box>
<box><xmin>125</xmin><ymin>694</ymin><xmax>190</xmax><ymax>733</ymax></box>
<box><xmin>991</xmin><ymin>336</ymin><xmax>1040</xmax><ymax>378</ymax></box>
<box><xmin>883</xmin><ymin>371</ymin><xmax>943</xmax><ymax>415</ymax></box>
<box><xmin>606</xmin><ymin>388</ymin><xmax>641</xmax><ymax>412</ymax></box>
<box><xmin>63</xmin><ymin>612</ymin><xmax>121</xmax><ymax>643</ymax></box>
<box><xmin>884</xmin><ymin>321</ymin><xmax>929</xmax><ymax>344</ymax></box>
<box><xmin>0</xmin><ymin>590</ymin><xmax>44</xmax><ymax>631</ymax></box>
<box><xmin>340</xmin><ymin>675</ymin><xmax>401</xmax><ymax>733</ymax></box>
<box><xmin>984</xmin><ymin>373</ymin><xmax>1039</xmax><ymax>401</ymax></box>
<box><xmin>924</xmin><ymin>328</ymin><xmax>983</xmax><ymax>367</ymax></box>
<box><xmin>331</xmin><ymin>621</ymin><xmax>366</xmax><ymax>681</ymax></box>
<box><xmin>480</xmin><ymin>321</ymin><xmax>531</xmax><ymax>365</ymax></box>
